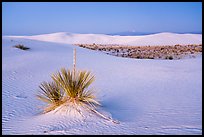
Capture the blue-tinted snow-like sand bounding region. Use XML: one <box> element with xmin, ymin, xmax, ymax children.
<box><xmin>2</xmin><ymin>37</ymin><xmax>202</xmax><ymax>135</ymax></box>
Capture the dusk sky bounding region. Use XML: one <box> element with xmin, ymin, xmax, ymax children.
<box><xmin>2</xmin><ymin>2</ymin><xmax>202</xmax><ymax>35</ymax></box>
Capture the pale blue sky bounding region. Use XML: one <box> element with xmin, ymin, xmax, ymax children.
<box><xmin>2</xmin><ymin>2</ymin><xmax>202</xmax><ymax>35</ymax></box>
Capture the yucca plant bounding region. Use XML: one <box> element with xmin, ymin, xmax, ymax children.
<box><xmin>36</xmin><ymin>49</ymin><xmax>119</xmax><ymax>123</ymax></box>
<box><xmin>36</xmin><ymin>81</ymin><xmax>65</xmax><ymax>113</ymax></box>
<box><xmin>51</xmin><ymin>68</ymin><xmax>100</xmax><ymax>108</ymax></box>
<box><xmin>36</xmin><ymin>68</ymin><xmax>100</xmax><ymax>113</ymax></box>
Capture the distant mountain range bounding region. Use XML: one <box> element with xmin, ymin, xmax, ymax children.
<box><xmin>107</xmin><ymin>31</ymin><xmax>202</xmax><ymax>36</ymax></box>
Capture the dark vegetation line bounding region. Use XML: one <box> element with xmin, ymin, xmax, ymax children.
<box><xmin>74</xmin><ymin>43</ymin><xmax>202</xmax><ymax>60</ymax></box>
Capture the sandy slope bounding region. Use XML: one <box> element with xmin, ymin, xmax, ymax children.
<box><xmin>4</xmin><ymin>32</ymin><xmax>202</xmax><ymax>46</ymax></box>
<box><xmin>2</xmin><ymin>36</ymin><xmax>202</xmax><ymax>135</ymax></box>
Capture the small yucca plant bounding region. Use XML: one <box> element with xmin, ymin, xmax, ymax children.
<box><xmin>37</xmin><ymin>68</ymin><xmax>100</xmax><ymax>113</ymax></box>
<box><xmin>37</xmin><ymin>48</ymin><xmax>100</xmax><ymax>113</ymax></box>
<box><xmin>36</xmin><ymin>49</ymin><xmax>119</xmax><ymax>123</ymax></box>
<box><xmin>51</xmin><ymin>68</ymin><xmax>100</xmax><ymax>107</ymax></box>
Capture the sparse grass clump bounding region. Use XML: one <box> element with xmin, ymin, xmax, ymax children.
<box><xmin>13</xmin><ymin>44</ymin><xmax>30</xmax><ymax>50</ymax></box>
<box><xmin>37</xmin><ymin>68</ymin><xmax>100</xmax><ymax>113</ymax></box>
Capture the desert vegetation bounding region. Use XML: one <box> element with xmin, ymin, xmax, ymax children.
<box><xmin>37</xmin><ymin>68</ymin><xmax>100</xmax><ymax>114</ymax></box>
<box><xmin>13</xmin><ymin>44</ymin><xmax>30</xmax><ymax>50</ymax></box>
<box><xmin>75</xmin><ymin>44</ymin><xmax>202</xmax><ymax>60</ymax></box>
<box><xmin>36</xmin><ymin>49</ymin><xmax>119</xmax><ymax>124</ymax></box>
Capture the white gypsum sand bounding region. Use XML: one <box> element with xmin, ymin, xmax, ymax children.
<box><xmin>2</xmin><ymin>32</ymin><xmax>202</xmax><ymax>135</ymax></box>
<box><xmin>4</xmin><ymin>32</ymin><xmax>202</xmax><ymax>46</ymax></box>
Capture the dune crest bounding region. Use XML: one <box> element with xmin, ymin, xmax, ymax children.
<box><xmin>4</xmin><ymin>32</ymin><xmax>202</xmax><ymax>46</ymax></box>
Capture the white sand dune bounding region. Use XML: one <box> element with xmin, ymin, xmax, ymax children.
<box><xmin>4</xmin><ymin>32</ymin><xmax>202</xmax><ymax>46</ymax></box>
<box><xmin>2</xmin><ymin>33</ymin><xmax>202</xmax><ymax>135</ymax></box>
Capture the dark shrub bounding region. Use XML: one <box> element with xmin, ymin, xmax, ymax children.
<box><xmin>13</xmin><ymin>44</ymin><xmax>30</xmax><ymax>50</ymax></box>
<box><xmin>168</xmin><ymin>56</ymin><xmax>173</xmax><ymax>60</ymax></box>
<box><xmin>165</xmin><ymin>56</ymin><xmax>173</xmax><ymax>60</ymax></box>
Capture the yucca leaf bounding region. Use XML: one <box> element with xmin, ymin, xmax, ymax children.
<box><xmin>37</xmin><ymin>81</ymin><xmax>63</xmax><ymax>104</ymax></box>
<box><xmin>36</xmin><ymin>94</ymin><xmax>52</xmax><ymax>104</ymax></box>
